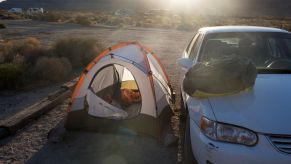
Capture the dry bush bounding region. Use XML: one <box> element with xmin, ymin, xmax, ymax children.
<box><xmin>0</xmin><ymin>37</ymin><xmax>105</xmax><ymax>89</ymax></box>
<box><xmin>123</xmin><ymin>17</ymin><xmax>133</xmax><ymax>25</ymax></box>
<box><xmin>0</xmin><ymin>63</ymin><xmax>23</xmax><ymax>89</ymax></box>
<box><xmin>0</xmin><ymin>54</ymin><xmax>4</xmax><ymax>64</ymax></box>
<box><xmin>0</xmin><ymin>40</ymin><xmax>15</xmax><ymax>62</ymax></box>
<box><xmin>0</xmin><ymin>38</ymin><xmax>55</xmax><ymax>89</ymax></box>
<box><xmin>0</xmin><ymin>37</ymin><xmax>48</xmax><ymax>67</ymax></box>
<box><xmin>106</xmin><ymin>16</ymin><xmax>125</xmax><ymax>26</ymax></box>
<box><xmin>94</xmin><ymin>15</ymin><xmax>129</xmax><ymax>27</ymax></box>
<box><xmin>0</xmin><ymin>37</ymin><xmax>104</xmax><ymax>89</ymax></box>
<box><xmin>16</xmin><ymin>38</ymin><xmax>42</xmax><ymax>64</ymax></box>
<box><xmin>75</xmin><ymin>16</ymin><xmax>91</xmax><ymax>26</ymax></box>
<box><xmin>94</xmin><ymin>15</ymin><xmax>107</xmax><ymax>23</ymax></box>
<box><xmin>53</xmin><ymin>38</ymin><xmax>104</xmax><ymax>68</ymax></box>
<box><xmin>21</xmin><ymin>11</ymin><xmax>291</xmax><ymax>31</ymax></box>
<box><xmin>159</xmin><ymin>17</ymin><xmax>172</xmax><ymax>29</ymax></box>
<box><xmin>177</xmin><ymin>22</ymin><xmax>193</xmax><ymax>31</ymax></box>
<box><xmin>27</xmin><ymin>12</ymin><xmax>67</xmax><ymax>22</ymax></box>
<box><xmin>32</xmin><ymin>57</ymin><xmax>72</xmax><ymax>82</ymax></box>
<box><xmin>12</xmin><ymin>54</ymin><xmax>25</xmax><ymax>68</ymax></box>
<box><xmin>0</xmin><ymin>23</ymin><xmax>6</xmax><ymax>29</ymax></box>
<box><xmin>0</xmin><ymin>9</ymin><xmax>23</xmax><ymax>20</ymax></box>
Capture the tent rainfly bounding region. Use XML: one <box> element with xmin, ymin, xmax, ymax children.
<box><xmin>65</xmin><ymin>42</ymin><xmax>175</xmax><ymax>138</ymax></box>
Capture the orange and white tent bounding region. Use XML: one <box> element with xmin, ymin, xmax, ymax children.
<box><xmin>65</xmin><ymin>42</ymin><xmax>174</xmax><ymax>137</ymax></box>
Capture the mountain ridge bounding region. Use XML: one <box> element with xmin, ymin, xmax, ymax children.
<box><xmin>1</xmin><ymin>0</ymin><xmax>291</xmax><ymax>17</ymax></box>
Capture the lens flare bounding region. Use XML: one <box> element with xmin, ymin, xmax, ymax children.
<box><xmin>168</xmin><ymin>0</ymin><xmax>199</xmax><ymax>10</ymax></box>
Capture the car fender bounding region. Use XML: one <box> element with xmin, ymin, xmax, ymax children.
<box><xmin>185</xmin><ymin>94</ymin><xmax>216</xmax><ymax>125</ymax></box>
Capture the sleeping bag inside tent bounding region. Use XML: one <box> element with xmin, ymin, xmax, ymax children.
<box><xmin>65</xmin><ymin>42</ymin><xmax>174</xmax><ymax>138</ymax></box>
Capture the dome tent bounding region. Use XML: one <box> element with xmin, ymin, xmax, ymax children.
<box><xmin>65</xmin><ymin>42</ymin><xmax>174</xmax><ymax>138</ymax></box>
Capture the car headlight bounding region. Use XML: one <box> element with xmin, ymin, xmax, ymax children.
<box><xmin>200</xmin><ymin>117</ymin><xmax>258</xmax><ymax>146</ymax></box>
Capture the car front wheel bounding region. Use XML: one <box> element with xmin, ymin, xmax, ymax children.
<box><xmin>182</xmin><ymin>114</ymin><xmax>197</xmax><ymax>164</ymax></box>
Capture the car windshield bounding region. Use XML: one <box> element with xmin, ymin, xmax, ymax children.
<box><xmin>199</xmin><ymin>32</ymin><xmax>291</xmax><ymax>73</ymax></box>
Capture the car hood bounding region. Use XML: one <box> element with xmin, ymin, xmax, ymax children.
<box><xmin>208</xmin><ymin>74</ymin><xmax>291</xmax><ymax>135</ymax></box>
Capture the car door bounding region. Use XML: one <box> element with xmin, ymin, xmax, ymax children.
<box><xmin>181</xmin><ymin>33</ymin><xmax>204</xmax><ymax>101</ymax></box>
<box><xmin>182</xmin><ymin>33</ymin><xmax>212</xmax><ymax>127</ymax></box>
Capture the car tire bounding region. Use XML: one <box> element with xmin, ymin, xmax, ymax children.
<box><xmin>182</xmin><ymin>114</ymin><xmax>198</xmax><ymax>164</ymax></box>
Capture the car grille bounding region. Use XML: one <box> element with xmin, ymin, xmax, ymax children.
<box><xmin>268</xmin><ymin>135</ymin><xmax>291</xmax><ymax>154</ymax></box>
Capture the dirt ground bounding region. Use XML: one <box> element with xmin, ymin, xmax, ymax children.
<box><xmin>0</xmin><ymin>100</ymin><xmax>177</xmax><ymax>164</ymax></box>
<box><xmin>0</xmin><ymin>20</ymin><xmax>194</xmax><ymax>163</ymax></box>
<box><xmin>0</xmin><ymin>84</ymin><xmax>61</xmax><ymax>120</ymax></box>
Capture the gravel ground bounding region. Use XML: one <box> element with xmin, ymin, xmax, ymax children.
<box><xmin>0</xmin><ymin>100</ymin><xmax>69</xmax><ymax>164</ymax></box>
<box><xmin>0</xmin><ymin>85</ymin><xmax>61</xmax><ymax>120</ymax></box>
<box><xmin>0</xmin><ymin>20</ymin><xmax>193</xmax><ymax>164</ymax></box>
<box><xmin>27</xmin><ymin>131</ymin><xmax>176</xmax><ymax>164</ymax></box>
<box><xmin>0</xmin><ymin>70</ymin><xmax>81</xmax><ymax>120</ymax></box>
<box><xmin>0</xmin><ymin>100</ymin><xmax>179</xmax><ymax>164</ymax></box>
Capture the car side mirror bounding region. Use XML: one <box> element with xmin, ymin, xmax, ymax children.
<box><xmin>177</xmin><ymin>58</ymin><xmax>193</xmax><ymax>70</ymax></box>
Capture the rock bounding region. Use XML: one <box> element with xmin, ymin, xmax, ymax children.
<box><xmin>0</xmin><ymin>127</ymin><xmax>10</xmax><ymax>139</ymax></box>
<box><xmin>163</xmin><ymin>133</ymin><xmax>178</xmax><ymax>147</ymax></box>
<box><xmin>47</xmin><ymin>119</ymin><xmax>66</xmax><ymax>143</ymax></box>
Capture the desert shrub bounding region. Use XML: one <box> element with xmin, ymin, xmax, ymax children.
<box><xmin>32</xmin><ymin>57</ymin><xmax>72</xmax><ymax>82</ymax></box>
<box><xmin>0</xmin><ymin>37</ymin><xmax>105</xmax><ymax>89</ymax></box>
<box><xmin>28</xmin><ymin>12</ymin><xmax>66</xmax><ymax>22</ymax></box>
<box><xmin>0</xmin><ymin>23</ymin><xmax>6</xmax><ymax>29</ymax></box>
<box><xmin>15</xmin><ymin>38</ymin><xmax>42</xmax><ymax>64</ymax></box>
<box><xmin>75</xmin><ymin>16</ymin><xmax>91</xmax><ymax>26</ymax></box>
<box><xmin>0</xmin><ymin>53</ymin><xmax>4</xmax><ymax>63</ymax></box>
<box><xmin>12</xmin><ymin>54</ymin><xmax>26</xmax><ymax>68</ymax></box>
<box><xmin>0</xmin><ymin>37</ymin><xmax>47</xmax><ymax>66</ymax></box>
<box><xmin>135</xmin><ymin>21</ymin><xmax>143</xmax><ymax>27</ymax></box>
<box><xmin>0</xmin><ymin>41</ymin><xmax>14</xmax><ymax>62</ymax></box>
<box><xmin>53</xmin><ymin>38</ymin><xmax>103</xmax><ymax>68</ymax></box>
<box><xmin>177</xmin><ymin>22</ymin><xmax>193</xmax><ymax>31</ymax></box>
<box><xmin>145</xmin><ymin>19</ymin><xmax>154</xmax><ymax>24</ymax></box>
<box><xmin>280</xmin><ymin>23</ymin><xmax>291</xmax><ymax>31</ymax></box>
<box><xmin>157</xmin><ymin>17</ymin><xmax>173</xmax><ymax>29</ymax></box>
<box><xmin>123</xmin><ymin>17</ymin><xmax>133</xmax><ymax>25</ymax></box>
<box><xmin>0</xmin><ymin>63</ymin><xmax>23</xmax><ymax>89</ymax></box>
<box><xmin>94</xmin><ymin>15</ymin><xmax>108</xmax><ymax>24</ymax></box>
<box><xmin>0</xmin><ymin>9</ymin><xmax>23</xmax><ymax>20</ymax></box>
<box><xmin>106</xmin><ymin>17</ymin><xmax>124</xmax><ymax>26</ymax></box>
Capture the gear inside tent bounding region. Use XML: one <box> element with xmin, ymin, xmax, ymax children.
<box><xmin>65</xmin><ymin>42</ymin><xmax>175</xmax><ymax>138</ymax></box>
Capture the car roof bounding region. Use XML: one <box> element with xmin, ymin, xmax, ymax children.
<box><xmin>198</xmin><ymin>26</ymin><xmax>290</xmax><ymax>34</ymax></box>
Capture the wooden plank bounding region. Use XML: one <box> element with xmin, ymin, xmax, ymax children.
<box><xmin>0</xmin><ymin>80</ymin><xmax>77</xmax><ymax>139</ymax></box>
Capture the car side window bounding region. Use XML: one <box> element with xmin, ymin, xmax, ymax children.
<box><xmin>186</xmin><ymin>34</ymin><xmax>200</xmax><ymax>55</ymax></box>
<box><xmin>189</xmin><ymin>34</ymin><xmax>203</xmax><ymax>60</ymax></box>
<box><xmin>186</xmin><ymin>35</ymin><xmax>196</xmax><ymax>53</ymax></box>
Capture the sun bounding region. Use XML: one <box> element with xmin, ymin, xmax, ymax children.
<box><xmin>168</xmin><ymin>0</ymin><xmax>199</xmax><ymax>10</ymax></box>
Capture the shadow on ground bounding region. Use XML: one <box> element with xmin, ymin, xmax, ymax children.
<box><xmin>27</xmin><ymin>131</ymin><xmax>177</xmax><ymax>164</ymax></box>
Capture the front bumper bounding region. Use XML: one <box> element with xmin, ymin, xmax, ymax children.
<box><xmin>189</xmin><ymin>119</ymin><xmax>291</xmax><ymax>164</ymax></box>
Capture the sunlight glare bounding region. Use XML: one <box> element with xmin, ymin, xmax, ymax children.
<box><xmin>168</xmin><ymin>0</ymin><xmax>199</xmax><ymax>10</ymax></box>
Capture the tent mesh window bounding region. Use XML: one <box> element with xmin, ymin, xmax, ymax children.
<box><xmin>90</xmin><ymin>64</ymin><xmax>142</xmax><ymax>118</ymax></box>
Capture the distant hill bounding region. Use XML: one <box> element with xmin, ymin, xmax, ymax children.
<box><xmin>1</xmin><ymin>0</ymin><xmax>291</xmax><ymax>17</ymax></box>
<box><xmin>0</xmin><ymin>0</ymin><xmax>155</xmax><ymax>11</ymax></box>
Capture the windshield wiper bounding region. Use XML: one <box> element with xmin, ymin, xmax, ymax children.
<box><xmin>257</xmin><ymin>68</ymin><xmax>291</xmax><ymax>74</ymax></box>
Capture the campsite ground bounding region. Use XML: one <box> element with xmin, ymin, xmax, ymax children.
<box><xmin>0</xmin><ymin>19</ymin><xmax>193</xmax><ymax>163</ymax></box>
